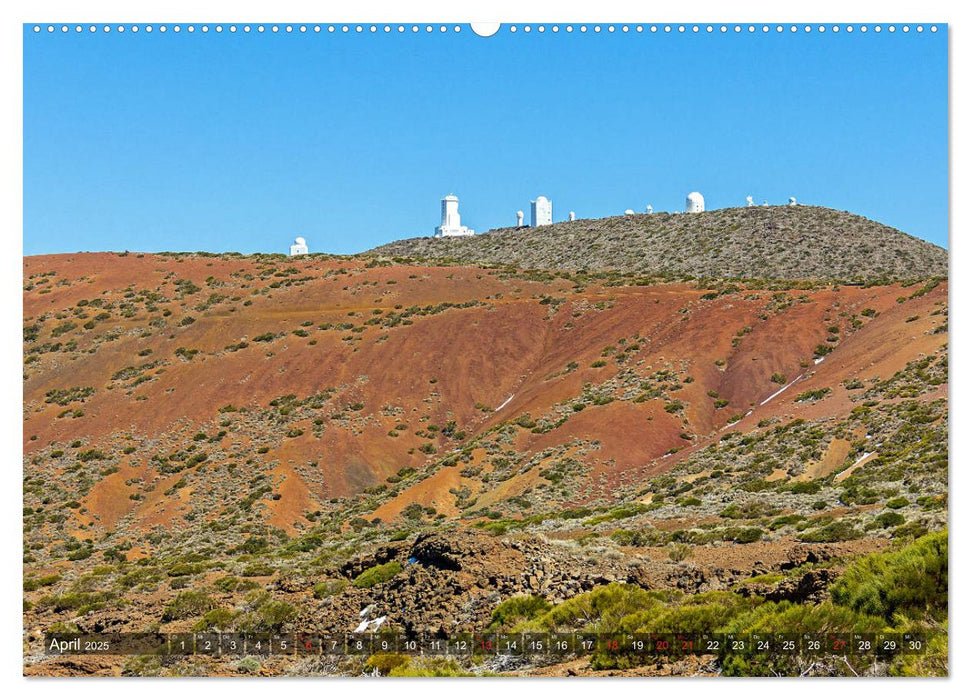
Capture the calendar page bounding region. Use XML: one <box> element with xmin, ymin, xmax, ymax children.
<box><xmin>21</xmin><ymin>17</ymin><xmax>948</xmax><ymax>679</ymax></box>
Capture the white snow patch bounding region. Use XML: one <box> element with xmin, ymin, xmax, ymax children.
<box><xmin>495</xmin><ymin>394</ymin><xmax>515</xmax><ymax>411</ymax></box>
<box><xmin>355</xmin><ymin>613</ymin><xmax>388</xmax><ymax>633</ymax></box>
<box><xmin>835</xmin><ymin>451</ymin><xmax>875</xmax><ymax>481</ymax></box>
<box><xmin>760</xmin><ymin>375</ymin><xmax>804</xmax><ymax>406</ymax></box>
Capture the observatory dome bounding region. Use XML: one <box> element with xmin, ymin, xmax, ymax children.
<box><xmin>294</xmin><ymin>237</ymin><xmax>306</xmax><ymax>246</ymax></box>
<box><xmin>685</xmin><ymin>191</ymin><xmax>705</xmax><ymax>213</ymax></box>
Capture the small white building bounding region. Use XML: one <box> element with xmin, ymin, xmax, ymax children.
<box><xmin>516</xmin><ymin>210</ymin><xmax>524</xmax><ymax>227</ymax></box>
<box><xmin>569</xmin><ymin>211</ymin><xmax>576</xmax><ymax>222</ymax></box>
<box><xmin>434</xmin><ymin>194</ymin><xmax>474</xmax><ymax>237</ymax></box>
<box><xmin>685</xmin><ymin>191</ymin><xmax>705</xmax><ymax>213</ymax></box>
<box><xmin>531</xmin><ymin>196</ymin><xmax>552</xmax><ymax>227</ymax></box>
<box><xmin>289</xmin><ymin>237</ymin><xmax>309</xmax><ymax>256</ymax></box>
<box><xmin>789</xmin><ymin>197</ymin><xmax>798</xmax><ymax>206</ymax></box>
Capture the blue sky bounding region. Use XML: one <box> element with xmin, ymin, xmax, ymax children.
<box><xmin>23</xmin><ymin>25</ymin><xmax>948</xmax><ymax>255</ymax></box>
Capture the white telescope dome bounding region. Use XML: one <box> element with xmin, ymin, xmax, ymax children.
<box><xmin>294</xmin><ymin>237</ymin><xmax>306</xmax><ymax>246</ymax></box>
<box><xmin>685</xmin><ymin>191</ymin><xmax>705</xmax><ymax>213</ymax></box>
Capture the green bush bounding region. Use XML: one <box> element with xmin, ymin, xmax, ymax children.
<box><xmin>162</xmin><ymin>590</ymin><xmax>215</xmax><ymax>621</ymax></box>
<box><xmin>389</xmin><ymin>658</ymin><xmax>469</xmax><ymax>677</ymax></box>
<box><xmin>313</xmin><ymin>579</ymin><xmax>347</xmax><ymax>599</ymax></box>
<box><xmin>488</xmin><ymin>595</ymin><xmax>552</xmax><ymax>631</ymax></box>
<box><xmin>353</xmin><ymin>561</ymin><xmax>402</xmax><ymax>589</ymax></box>
<box><xmin>830</xmin><ymin>530</ymin><xmax>947</xmax><ymax>624</ymax></box>
<box><xmin>798</xmin><ymin>520</ymin><xmax>862</xmax><ymax>543</ymax></box>
<box><xmin>875</xmin><ymin>511</ymin><xmax>906</xmax><ymax>529</ymax></box>
<box><xmin>365</xmin><ymin>652</ymin><xmax>410</xmax><ymax>675</ymax></box>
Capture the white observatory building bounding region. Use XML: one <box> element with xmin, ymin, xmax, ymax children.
<box><xmin>685</xmin><ymin>192</ymin><xmax>705</xmax><ymax>213</ymax></box>
<box><xmin>531</xmin><ymin>196</ymin><xmax>553</xmax><ymax>227</ymax></box>
<box><xmin>433</xmin><ymin>194</ymin><xmax>474</xmax><ymax>237</ymax></box>
<box><xmin>289</xmin><ymin>237</ymin><xmax>309</xmax><ymax>256</ymax></box>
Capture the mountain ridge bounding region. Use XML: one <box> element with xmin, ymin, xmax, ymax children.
<box><xmin>370</xmin><ymin>205</ymin><xmax>947</xmax><ymax>281</ymax></box>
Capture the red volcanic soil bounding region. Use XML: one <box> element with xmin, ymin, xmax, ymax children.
<box><xmin>23</xmin><ymin>253</ymin><xmax>947</xmax><ymax>533</ymax></box>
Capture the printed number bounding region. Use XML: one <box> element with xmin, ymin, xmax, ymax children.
<box><xmin>707</xmin><ymin>640</ymin><xmax>720</xmax><ymax>651</ymax></box>
<box><xmin>731</xmin><ymin>640</ymin><xmax>745</xmax><ymax>651</ymax></box>
<box><xmin>757</xmin><ymin>641</ymin><xmax>769</xmax><ymax>651</ymax></box>
<box><xmin>807</xmin><ymin>640</ymin><xmax>821</xmax><ymax>651</ymax></box>
<box><xmin>883</xmin><ymin>640</ymin><xmax>897</xmax><ymax>651</ymax></box>
<box><xmin>782</xmin><ymin>640</ymin><xmax>796</xmax><ymax>651</ymax></box>
<box><xmin>908</xmin><ymin>640</ymin><xmax>923</xmax><ymax>651</ymax></box>
<box><xmin>857</xmin><ymin>640</ymin><xmax>871</xmax><ymax>651</ymax></box>
<box><xmin>404</xmin><ymin>640</ymin><xmax>417</xmax><ymax>651</ymax></box>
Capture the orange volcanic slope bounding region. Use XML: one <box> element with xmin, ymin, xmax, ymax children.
<box><xmin>23</xmin><ymin>253</ymin><xmax>947</xmax><ymax>533</ymax></box>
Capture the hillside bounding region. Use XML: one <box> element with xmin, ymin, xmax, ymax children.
<box><xmin>22</xmin><ymin>253</ymin><xmax>948</xmax><ymax>676</ymax></box>
<box><xmin>370</xmin><ymin>206</ymin><xmax>947</xmax><ymax>281</ymax></box>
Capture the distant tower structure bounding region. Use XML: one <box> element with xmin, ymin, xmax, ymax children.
<box><xmin>746</xmin><ymin>195</ymin><xmax>755</xmax><ymax>207</ymax></box>
<box><xmin>289</xmin><ymin>237</ymin><xmax>308</xmax><ymax>256</ymax></box>
<box><xmin>789</xmin><ymin>197</ymin><xmax>797</xmax><ymax>206</ymax></box>
<box><xmin>685</xmin><ymin>191</ymin><xmax>705</xmax><ymax>213</ymax></box>
<box><xmin>762</xmin><ymin>200</ymin><xmax>769</xmax><ymax>207</ymax></box>
<box><xmin>624</xmin><ymin>209</ymin><xmax>636</xmax><ymax>216</ymax></box>
<box><xmin>516</xmin><ymin>210</ymin><xmax>524</xmax><ymax>227</ymax></box>
<box><xmin>646</xmin><ymin>205</ymin><xmax>654</xmax><ymax>214</ymax></box>
<box><xmin>434</xmin><ymin>194</ymin><xmax>474</xmax><ymax>237</ymax></box>
<box><xmin>530</xmin><ymin>196</ymin><xmax>553</xmax><ymax>227</ymax></box>
<box><xmin>569</xmin><ymin>211</ymin><xmax>576</xmax><ymax>222</ymax></box>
